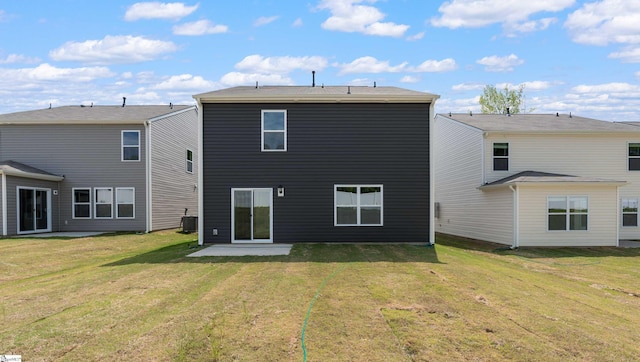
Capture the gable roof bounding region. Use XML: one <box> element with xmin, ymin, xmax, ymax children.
<box><xmin>194</xmin><ymin>86</ymin><xmax>439</xmax><ymax>103</ymax></box>
<box><xmin>479</xmin><ymin>170</ymin><xmax>625</xmax><ymax>190</ymax></box>
<box><xmin>439</xmin><ymin>113</ymin><xmax>640</xmax><ymax>133</ymax></box>
<box><xmin>0</xmin><ymin>105</ymin><xmax>194</xmax><ymax>125</ymax></box>
<box><xmin>0</xmin><ymin>160</ymin><xmax>64</xmax><ymax>181</ymax></box>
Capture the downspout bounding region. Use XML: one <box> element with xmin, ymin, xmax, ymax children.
<box><xmin>145</xmin><ymin>121</ymin><xmax>152</xmax><ymax>233</ymax></box>
<box><xmin>616</xmin><ymin>186</ymin><xmax>620</xmax><ymax>247</ymax></box>
<box><xmin>428</xmin><ymin>102</ymin><xmax>436</xmax><ymax>245</ymax></box>
<box><xmin>196</xmin><ymin>101</ymin><xmax>204</xmax><ymax>246</ymax></box>
<box><xmin>2</xmin><ymin>173</ymin><xmax>6</xmax><ymax>236</ymax></box>
<box><xmin>481</xmin><ymin>132</ymin><xmax>487</xmax><ymax>184</ymax></box>
<box><xmin>509</xmin><ymin>185</ymin><xmax>519</xmax><ymax>249</ymax></box>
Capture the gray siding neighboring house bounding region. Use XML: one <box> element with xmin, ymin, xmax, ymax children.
<box><xmin>0</xmin><ymin>105</ymin><xmax>198</xmax><ymax>236</ymax></box>
<box><xmin>194</xmin><ymin>85</ymin><xmax>439</xmax><ymax>245</ymax></box>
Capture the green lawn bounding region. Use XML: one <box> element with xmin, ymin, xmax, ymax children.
<box><xmin>1</xmin><ymin>230</ymin><xmax>639</xmax><ymax>361</ymax></box>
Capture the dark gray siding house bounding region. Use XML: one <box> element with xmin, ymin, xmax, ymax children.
<box><xmin>194</xmin><ymin>86</ymin><xmax>439</xmax><ymax>245</ymax></box>
<box><xmin>0</xmin><ymin>104</ymin><xmax>198</xmax><ymax>236</ymax></box>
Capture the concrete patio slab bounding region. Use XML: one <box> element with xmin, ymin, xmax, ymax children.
<box><xmin>187</xmin><ymin>244</ymin><xmax>293</xmax><ymax>257</ymax></box>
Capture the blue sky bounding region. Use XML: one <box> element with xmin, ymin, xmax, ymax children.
<box><xmin>1</xmin><ymin>0</ymin><xmax>639</xmax><ymax>121</ymax></box>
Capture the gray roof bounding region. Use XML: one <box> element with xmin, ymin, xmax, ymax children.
<box><xmin>194</xmin><ymin>86</ymin><xmax>439</xmax><ymax>103</ymax></box>
<box><xmin>440</xmin><ymin>113</ymin><xmax>640</xmax><ymax>133</ymax></box>
<box><xmin>480</xmin><ymin>171</ymin><xmax>625</xmax><ymax>189</ymax></box>
<box><xmin>0</xmin><ymin>160</ymin><xmax>64</xmax><ymax>181</ymax></box>
<box><xmin>0</xmin><ymin>105</ymin><xmax>193</xmax><ymax>125</ymax></box>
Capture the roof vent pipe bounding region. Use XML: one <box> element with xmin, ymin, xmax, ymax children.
<box><xmin>569</xmin><ymin>112</ymin><xmax>572</xmax><ymax>118</ymax></box>
<box><xmin>122</xmin><ymin>97</ymin><xmax>126</xmax><ymax>107</ymax></box>
<box><xmin>374</xmin><ymin>81</ymin><xmax>377</xmax><ymax>88</ymax></box>
<box><xmin>312</xmin><ymin>71</ymin><xmax>315</xmax><ymax>87</ymax></box>
<box><xmin>556</xmin><ymin>112</ymin><xmax>559</xmax><ymax>117</ymax></box>
<box><xmin>506</xmin><ymin>107</ymin><xmax>510</xmax><ymax>116</ymax></box>
<box><xmin>347</xmin><ymin>86</ymin><xmax>351</xmax><ymax>94</ymax></box>
<box><xmin>255</xmin><ymin>81</ymin><xmax>258</xmax><ymax>89</ymax></box>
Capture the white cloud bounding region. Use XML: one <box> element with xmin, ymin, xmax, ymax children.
<box><xmin>400</xmin><ymin>75</ymin><xmax>419</xmax><ymax>83</ymax></box>
<box><xmin>220</xmin><ymin>54</ymin><xmax>329</xmax><ymax>87</ymax></box>
<box><xmin>292</xmin><ymin>18</ymin><xmax>303</xmax><ymax>27</ymax></box>
<box><xmin>336</xmin><ymin>56</ymin><xmax>408</xmax><ymax>75</ymax></box>
<box><xmin>451</xmin><ymin>83</ymin><xmax>485</xmax><ymax>91</ymax></box>
<box><xmin>432</xmin><ymin>0</ymin><xmax>574</xmax><ymax>28</ymax></box>
<box><xmin>572</xmin><ymin>82</ymin><xmax>640</xmax><ymax>94</ymax></box>
<box><xmin>317</xmin><ymin>0</ymin><xmax>409</xmax><ymax>37</ymax></box>
<box><xmin>476</xmin><ymin>54</ymin><xmax>524</xmax><ymax>72</ymax></box>
<box><xmin>173</xmin><ymin>19</ymin><xmax>228</xmax><ymax>35</ymax></box>
<box><xmin>431</xmin><ymin>0</ymin><xmax>573</xmax><ymax>36</ymax></box>
<box><xmin>235</xmin><ymin>55</ymin><xmax>328</xmax><ymax>74</ymax></box>
<box><xmin>151</xmin><ymin>74</ymin><xmax>216</xmax><ymax>90</ymax></box>
<box><xmin>0</xmin><ymin>54</ymin><xmax>41</xmax><ymax>64</ymax></box>
<box><xmin>411</xmin><ymin>58</ymin><xmax>457</xmax><ymax>72</ymax></box>
<box><xmin>0</xmin><ymin>63</ymin><xmax>114</xmax><ymax>83</ymax></box>
<box><xmin>609</xmin><ymin>46</ymin><xmax>640</xmax><ymax>63</ymax></box>
<box><xmin>520</xmin><ymin>80</ymin><xmax>563</xmax><ymax>91</ymax></box>
<box><xmin>254</xmin><ymin>16</ymin><xmax>280</xmax><ymax>27</ymax></box>
<box><xmin>504</xmin><ymin>17</ymin><xmax>556</xmax><ymax>36</ymax></box>
<box><xmin>125</xmin><ymin>2</ymin><xmax>199</xmax><ymax>21</ymax></box>
<box><xmin>220</xmin><ymin>72</ymin><xmax>293</xmax><ymax>86</ymax></box>
<box><xmin>406</xmin><ymin>31</ymin><xmax>425</xmax><ymax>41</ymax></box>
<box><xmin>565</xmin><ymin>0</ymin><xmax>640</xmax><ymax>46</ymax></box>
<box><xmin>49</xmin><ymin>35</ymin><xmax>178</xmax><ymax>64</ymax></box>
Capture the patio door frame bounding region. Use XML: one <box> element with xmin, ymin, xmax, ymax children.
<box><xmin>17</xmin><ymin>186</ymin><xmax>52</xmax><ymax>235</ymax></box>
<box><xmin>231</xmin><ymin>188</ymin><xmax>273</xmax><ymax>243</ymax></box>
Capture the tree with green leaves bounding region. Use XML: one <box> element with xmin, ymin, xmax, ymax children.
<box><xmin>479</xmin><ymin>84</ymin><xmax>530</xmax><ymax>114</ymax></box>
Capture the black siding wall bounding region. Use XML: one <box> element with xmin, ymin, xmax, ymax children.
<box><xmin>202</xmin><ymin>102</ymin><xmax>430</xmax><ymax>243</ymax></box>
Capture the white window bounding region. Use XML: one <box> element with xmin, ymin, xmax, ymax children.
<box><xmin>116</xmin><ymin>188</ymin><xmax>135</xmax><ymax>219</ymax></box>
<box><xmin>622</xmin><ymin>198</ymin><xmax>638</xmax><ymax>227</ymax></box>
<box><xmin>261</xmin><ymin>110</ymin><xmax>287</xmax><ymax>151</ymax></box>
<box><xmin>95</xmin><ymin>187</ymin><xmax>113</xmax><ymax>219</ymax></box>
<box><xmin>72</xmin><ymin>188</ymin><xmax>91</xmax><ymax>219</ymax></box>
<box><xmin>493</xmin><ymin>142</ymin><xmax>509</xmax><ymax>171</ymax></box>
<box><xmin>335</xmin><ymin>185</ymin><xmax>383</xmax><ymax>226</ymax></box>
<box><xmin>122</xmin><ymin>130</ymin><xmax>140</xmax><ymax>161</ymax></box>
<box><xmin>186</xmin><ymin>149</ymin><xmax>194</xmax><ymax>173</ymax></box>
<box><xmin>548</xmin><ymin>196</ymin><xmax>588</xmax><ymax>231</ymax></box>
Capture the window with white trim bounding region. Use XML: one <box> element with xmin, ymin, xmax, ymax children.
<box><xmin>261</xmin><ymin>110</ymin><xmax>287</xmax><ymax>151</ymax></box>
<box><xmin>72</xmin><ymin>188</ymin><xmax>91</xmax><ymax>219</ymax></box>
<box><xmin>122</xmin><ymin>130</ymin><xmax>140</xmax><ymax>161</ymax></box>
<box><xmin>116</xmin><ymin>188</ymin><xmax>135</xmax><ymax>219</ymax></box>
<box><xmin>95</xmin><ymin>187</ymin><xmax>113</xmax><ymax>219</ymax></box>
<box><xmin>548</xmin><ymin>196</ymin><xmax>588</xmax><ymax>231</ymax></box>
<box><xmin>622</xmin><ymin>198</ymin><xmax>638</xmax><ymax>227</ymax></box>
<box><xmin>493</xmin><ymin>142</ymin><xmax>509</xmax><ymax>171</ymax></box>
<box><xmin>335</xmin><ymin>185</ymin><xmax>383</xmax><ymax>226</ymax></box>
<box><xmin>186</xmin><ymin>149</ymin><xmax>194</xmax><ymax>173</ymax></box>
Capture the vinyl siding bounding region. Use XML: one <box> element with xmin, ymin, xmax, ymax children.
<box><xmin>483</xmin><ymin>133</ymin><xmax>640</xmax><ymax>240</ymax></box>
<box><xmin>5</xmin><ymin>176</ymin><xmax>60</xmax><ymax>235</ymax></box>
<box><xmin>0</xmin><ymin>124</ymin><xmax>146</xmax><ymax>232</ymax></box>
<box><xmin>149</xmin><ymin>108</ymin><xmax>198</xmax><ymax>230</ymax></box>
<box><xmin>202</xmin><ymin>102</ymin><xmax>431</xmax><ymax>243</ymax></box>
<box><xmin>517</xmin><ymin>185</ymin><xmax>618</xmax><ymax>246</ymax></box>
<box><xmin>434</xmin><ymin>115</ymin><xmax>513</xmax><ymax>245</ymax></box>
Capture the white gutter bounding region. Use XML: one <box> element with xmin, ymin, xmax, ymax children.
<box><xmin>196</xmin><ymin>100</ymin><xmax>204</xmax><ymax>245</ymax></box>
<box><xmin>145</xmin><ymin>121</ymin><xmax>152</xmax><ymax>233</ymax></box>
<box><xmin>1</xmin><ymin>173</ymin><xmax>6</xmax><ymax>236</ymax></box>
<box><xmin>429</xmin><ymin>102</ymin><xmax>436</xmax><ymax>245</ymax></box>
<box><xmin>509</xmin><ymin>185</ymin><xmax>519</xmax><ymax>249</ymax></box>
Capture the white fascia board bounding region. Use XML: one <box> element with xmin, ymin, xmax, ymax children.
<box><xmin>0</xmin><ymin>170</ymin><xmax>64</xmax><ymax>182</ymax></box>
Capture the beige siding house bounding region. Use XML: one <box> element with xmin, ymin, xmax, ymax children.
<box><xmin>435</xmin><ymin>113</ymin><xmax>640</xmax><ymax>247</ymax></box>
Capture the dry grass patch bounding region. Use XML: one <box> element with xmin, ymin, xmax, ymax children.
<box><xmin>1</xmin><ymin>231</ymin><xmax>640</xmax><ymax>361</ymax></box>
